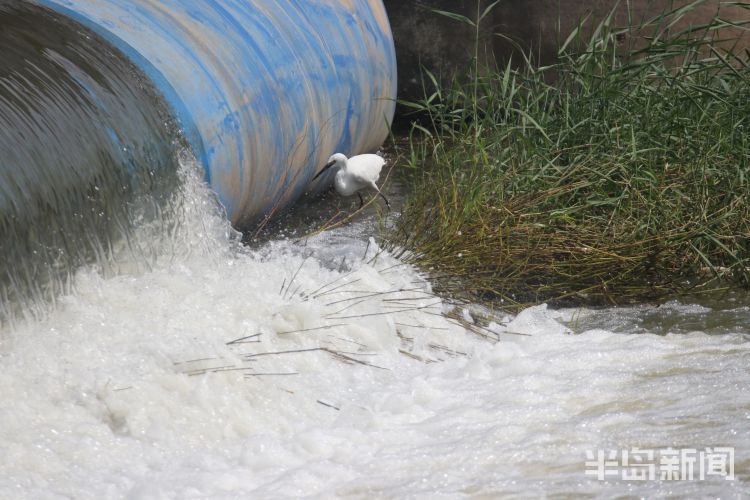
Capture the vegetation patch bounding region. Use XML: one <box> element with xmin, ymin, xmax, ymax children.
<box><xmin>386</xmin><ymin>1</ymin><xmax>750</xmax><ymax>309</ymax></box>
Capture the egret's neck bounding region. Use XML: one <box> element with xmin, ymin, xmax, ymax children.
<box><xmin>334</xmin><ymin>168</ymin><xmax>349</xmax><ymax>192</ymax></box>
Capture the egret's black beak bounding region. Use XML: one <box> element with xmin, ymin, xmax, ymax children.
<box><xmin>312</xmin><ymin>159</ymin><xmax>336</xmax><ymax>181</ymax></box>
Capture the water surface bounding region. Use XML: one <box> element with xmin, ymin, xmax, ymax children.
<box><xmin>0</xmin><ymin>156</ymin><xmax>747</xmax><ymax>498</ymax></box>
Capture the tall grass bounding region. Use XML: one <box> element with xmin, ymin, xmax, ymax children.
<box><xmin>387</xmin><ymin>1</ymin><xmax>750</xmax><ymax>308</ymax></box>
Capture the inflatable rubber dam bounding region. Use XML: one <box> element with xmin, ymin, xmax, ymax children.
<box><xmin>0</xmin><ymin>0</ymin><xmax>397</xmax><ymax>314</ymax></box>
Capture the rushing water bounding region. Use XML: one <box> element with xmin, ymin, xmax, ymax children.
<box><xmin>0</xmin><ymin>1</ymin><xmax>180</xmax><ymax>322</ymax></box>
<box><xmin>0</xmin><ymin>154</ymin><xmax>748</xmax><ymax>499</ymax></box>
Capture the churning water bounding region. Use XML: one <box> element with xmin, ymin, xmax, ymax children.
<box><xmin>0</xmin><ymin>153</ymin><xmax>748</xmax><ymax>498</ymax></box>
<box><xmin>1</xmin><ymin>3</ymin><xmax>748</xmax><ymax>498</ymax></box>
<box><xmin>0</xmin><ymin>1</ymin><xmax>180</xmax><ymax>320</ymax></box>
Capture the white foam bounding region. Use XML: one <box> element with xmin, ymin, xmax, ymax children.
<box><xmin>1</xmin><ymin>157</ymin><xmax>748</xmax><ymax>498</ymax></box>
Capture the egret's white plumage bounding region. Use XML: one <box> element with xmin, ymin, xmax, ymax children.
<box><xmin>313</xmin><ymin>152</ymin><xmax>390</xmax><ymax>208</ymax></box>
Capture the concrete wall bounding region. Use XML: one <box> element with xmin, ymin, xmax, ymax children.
<box><xmin>383</xmin><ymin>1</ymin><xmax>481</xmax><ymax>102</ymax></box>
<box><xmin>384</xmin><ymin>0</ymin><xmax>750</xmax><ymax>101</ymax></box>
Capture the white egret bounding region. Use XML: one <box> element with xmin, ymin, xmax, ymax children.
<box><xmin>312</xmin><ymin>153</ymin><xmax>390</xmax><ymax>208</ymax></box>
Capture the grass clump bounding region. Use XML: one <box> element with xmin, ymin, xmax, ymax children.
<box><xmin>387</xmin><ymin>1</ymin><xmax>750</xmax><ymax>308</ymax></box>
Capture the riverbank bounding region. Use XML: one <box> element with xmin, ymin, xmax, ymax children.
<box><xmin>385</xmin><ymin>2</ymin><xmax>750</xmax><ymax>310</ymax></box>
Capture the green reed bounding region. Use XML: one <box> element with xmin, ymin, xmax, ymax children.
<box><xmin>386</xmin><ymin>1</ymin><xmax>750</xmax><ymax>308</ymax></box>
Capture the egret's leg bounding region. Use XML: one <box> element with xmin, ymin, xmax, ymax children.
<box><xmin>357</xmin><ymin>192</ymin><xmax>364</xmax><ymax>208</ymax></box>
<box><xmin>369</xmin><ymin>181</ymin><xmax>390</xmax><ymax>209</ymax></box>
<box><xmin>379</xmin><ymin>192</ymin><xmax>391</xmax><ymax>209</ymax></box>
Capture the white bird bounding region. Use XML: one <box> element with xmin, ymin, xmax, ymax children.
<box><xmin>312</xmin><ymin>153</ymin><xmax>390</xmax><ymax>208</ymax></box>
